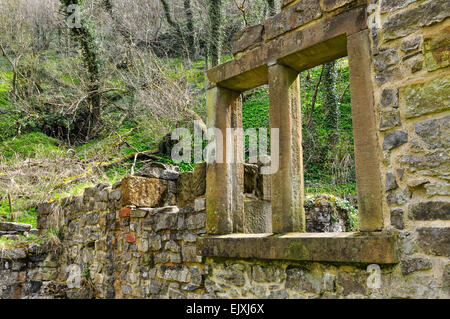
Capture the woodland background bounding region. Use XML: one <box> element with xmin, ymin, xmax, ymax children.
<box><xmin>0</xmin><ymin>0</ymin><xmax>355</xmax><ymax>228</ymax></box>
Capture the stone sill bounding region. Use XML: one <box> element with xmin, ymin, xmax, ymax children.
<box><xmin>198</xmin><ymin>232</ymin><xmax>399</xmax><ymax>264</ymax></box>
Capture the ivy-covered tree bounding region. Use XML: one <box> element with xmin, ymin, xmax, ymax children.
<box><xmin>322</xmin><ymin>61</ymin><xmax>339</xmax><ymax>146</ymax></box>
<box><xmin>209</xmin><ymin>0</ymin><xmax>223</xmax><ymax>67</ymax></box>
<box><xmin>60</xmin><ymin>0</ymin><xmax>103</xmax><ymax>141</ymax></box>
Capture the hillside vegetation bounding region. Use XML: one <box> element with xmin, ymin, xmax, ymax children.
<box><xmin>0</xmin><ymin>0</ymin><xmax>357</xmax><ymax>227</ymax></box>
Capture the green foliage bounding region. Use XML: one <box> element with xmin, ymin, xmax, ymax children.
<box><xmin>46</xmin><ymin>226</ymin><xmax>63</xmax><ymax>241</ymax></box>
<box><xmin>304</xmin><ymin>193</ymin><xmax>359</xmax><ymax>231</ymax></box>
<box><xmin>242</xmin><ymin>88</ymin><xmax>270</xmax><ymax>131</ymax></box>
<box><xmin>240</xmin><ymin>58</ymin><xmax>356</xmax><ymax>197</ymax></box>
<box><xmin>0</xmin><ymin>132</ymin><xmax>64</xmax><ymax>159</ymax></box>
<box><xmin>154</xmin><ymin>152</ymin><xmax>195</xmax><ymax>173</ymax></box>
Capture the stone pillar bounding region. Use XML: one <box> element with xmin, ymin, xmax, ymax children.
<box><xmin>268</xmin><ymin>64</ymin><xmax>305</xmax><ymax>233</ymax></box>
<box><xmin>347</xmin><ymin>30</ymin><xmax>384</xmax><ymax>231</ymax></box>
<box><xmin>205</xmin><ymin>86</ymin><xmax>244</xmax><ymax>235</ymax></box>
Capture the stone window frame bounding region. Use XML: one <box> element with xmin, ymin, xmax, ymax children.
<box><xmin>199</xmin><ymin>5</ymin><xmax>398</xmax><ymax>264</ymax></box>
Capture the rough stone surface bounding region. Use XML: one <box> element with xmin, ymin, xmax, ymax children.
<box><xmin>383</xmin><ymin>0</ymin><xmax>450</xmax><ymax>41</ymax></box>
<box><xmin>416</xmin><ymin>227</ymin><xmax>450</xmax><ymax>256</ymax></box>
<box><xmin>383</xmin><ymin>130</ymin><xmax>408</xmax><ymax>150</ymax></box>
<box><xmin>385</xmin><ymin>172</ymin><xmax>399</xmax><ymax>191</ymax></box>
<box><xmin>232</xmin><ymin>24</ymin><xmax>264</xmax><ymax>55</ymax></box>
<box><xmin>121</xmin><ymin>176</ymin><xmax>168</xmax><ymax>207</ymax></box>
<box><xmin>390</xmin><ymin>208</ymin><xmax>404</xmax><ymax>230</ymax></box>
<box><xmin>0</xmin><ymin>222</ymin><xmax>32</xmax><ymax>233</ymax></box>
<box><xmin>408</xmin><ymin>201</ymin><xmax>450</xmax><ymax>221</ymax></box>
<box><xmin>136</xmin><ymin>162</ymin><xmax>180</xmax><ymax>180</ymax></box>
<box><xmin>401</xmin><ymin>257</ymin><xmax>433</xmax><ymax>275</ymax></box>
<box><xmin>380</xmin><ymin>0</ymin><xmax>417</xmax><ymax>14</ymax></box>
<box><xmin>379</xmin><ymin>109</ymin><xmax>401</xmax><ymax>131</ymax></box>
<box><xmin>321</xmin><ymin>0</ymin><xmax>355</xmax><ymax>12</ymax></box>
<box><xmin>424</xmin><ymin>25</ymin><xmax>450</xmax><ymax>72</ymax></box>
<box><xmin>243</xmin><ymin>199</ymin><xmax>272</xmax><ymax>233</ymax></box>
<box><xmin>401</xmin><ymin>75</ymin><xmax>450</xmax><ymax>119</ymax></box>
<box><xmin>265</xmin><ymin>0</ymin><xmax>322</xmax><ymax>40</ymax></box>
<box><xmin>380</xmin><ymin>88</ymin><xmax>399</xmax><ymax>107</ymax></box>
<box><xmin>414</xmin><ymin>115</ymin><xmax>450</xmax><ymax>150</ymax></box>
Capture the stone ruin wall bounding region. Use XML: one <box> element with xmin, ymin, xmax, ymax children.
<box><xmin>1</xmin><ymin>0</ymin><xmax>449</xmax><ymax>299</ymax></box>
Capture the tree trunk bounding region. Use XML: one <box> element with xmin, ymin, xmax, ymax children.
<box><xmin>209</xmin><ymin>0</ymin><xmax>222</xmax><ymax>67</ymax></box>
<box><xmin>160</xmin><ymin>0</ymin><xmax>190</xmax><ymax>59</ymax></box>
<box><xmin>60</xmin><ymin>0</ymin><xmax>103</xmax><ymax>140</ymax></box>
<box><xmin>322</xmin><ymin>61</ymin><xmax>339</xmax><ymax>145</ymax></box>
<box><xmin>184</xmin><ymin>0</ymin><xmax>196</xmax><ymax>58</ymax></box>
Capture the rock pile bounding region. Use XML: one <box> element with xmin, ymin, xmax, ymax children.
<box><xmin>0</xmin><ymin>222</ymin><xmax>37</xmax><ymax>240</ymax></box>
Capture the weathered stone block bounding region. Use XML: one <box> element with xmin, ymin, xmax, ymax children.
<box><xmin>385</xmin><ymin>172</ymin><xmax>399</xmax><ymax>191</ymax></box>
<box><xmin>232</xmin><ymin>24</ymin><xmax>264</xmax><ymax>55</ymax></box>
<box><xmin>214</xmin><ymin>264</ymin><xmax>246</xmax><ymax>286</ymax></box>
<box><xmin>400</xmin><ymin>152</ymin><xmax>450</xmax><ymax>178</ymax></box>
<box><xmin>177</xmin><ymin>171</ymin><xmax>193</xmax><ymax>207</ymax></box>
<box><xmin>409</xmin><ymin>201</ymin><xmax>450</xmax><ymax>220</ymax></box>
<box><xmin>244</xmin><ymin>163</ymin><xmax>258</xmax><ymax>194</ymax></box>
<box><xmin>416</xmin><ymin>227</ymin><xmax>450</xmax><ymax>256</ymax></box>
<box><xmin>130</xmin><ymin>208</ymin><xmax>150</xmax><ymax>218</ymax></box>
<box><xmin>265</xmin><ymin>0</ymin><xmax>322</xmax><ymax>40</ymax></box>
<box><xmin>374</xmin><ymin>49</ymin><xmax>400</xmax><ymax>72</ymax></box>
<box><xmin>244</xmin><ymin>200</ymin><xmax>272</xmax><ymax>233</ymax></box>
<box><xmin>321</xmin><ymin>0</ymin><xmax>355</xmax><ymax>12</ymax></box>
<box><xmin>153</xmin><ymin>206</ymin><xmax>179</xmax><ymax>232</ymax></box>
<box><xmin>286</xmin><ymin>267</ymin><xmax>322</xmax><ymax>294</ymax></box>
<box><xmin>401</xmin><ymin>36</ymin><xmax>422</xmax><ymax>54</ymax></box>
<box><xmin>424</xmin><ymin>25</ymin><xmax>450</xmax><ymax>72</ymax></box>
<box><xmin>181</xmin><ymin>245</ymin><xmax>201</xmax><ymax>263</ymax></box>
<box><xmin>380</xmin><ymin>0</ymin><xmax>417</xmax><ymax>14</ymax></box>
<box><xmin>148</xmin><ymin>234</ymin><xmax>162</xmax><ymax>251</ymax></box>
<box><xmin>157</xmin><ymin>266</ymin><xmax>191</xmax><ymax>283</ymax></box>
<box><xmin>383</xmin><ymin>0</ymin><xmax>450</xmax><ymax>41</ymax></box>
<box><xmin>390</xmin><ymin>208</ymin><xmax>405</xmax><ymax>230</ymax></box>
<box><xmin>380</xmin><ymin>88</ymin><xmax>399</xmax><ymax>107</ymax></box>
<box><xmin>443</xmin><ymin>263</ymin><xmax>450</xmax><ymax>295</ymax></box>
<box><xmin>336</xmin><ymin>272</ymin><xmax>367</xmax><ymax>296</ymax></box>
<box><xmin>401</xmin><ymin>75</ymin><xmax>449</xmax><ymax>119</ymax></box>
<box><xmin>401</xmin><ymin>257</ymin><xmax>433</xmax><ymax>275</ymax></box>
<box><xmin>0</xmin><ymin>222</ymin><xmax>32</xmax><ymax>233</ymax></box>
<box><xmin>386</xmin><ymin>188</ymin><xmax>411</xmax><ymax>205</ymax></box>
<box><xmin>192</xmin><ymin>162</ymin><xmax>206</xmax><ymax>197</ymax></box>
<box><xmin>382</xmin><ymin>130</ymin><xmax>408</xmax><ymax>150</ymax></box>
<box><xmin>186</xmin><ymin>213</ymin><xmax>206</xmax><ymax>230</ymax></box>
<box><xmin>379</xmin><ymin>109</ymin><xmax>401</xmax><ymax>131</ymax></box>
<box><xmin>136</xmin><ymin>162</ymin><xmax>180</xmax><ymax>181</ymax></box>
<box><xmin>415</xmin><ymin>115</ymin><xmax>450</xmax><ymax>150</ymax></box>
<box><xmin>424</xmin><ymin>182</ymin><xmax>450</xmax><ymax>197</ymax></box>
<box><xmin>252</xmin><ymin>265</ymin><xmax>285</xmax><ymax>283</ymax></box>
<box><xmin>194</xmin><ymin>198</ymin><xmax>206</xmax><ymax>212</ymax></box>
<box><xmin>121</xmin><ymin>176</ymin><xmax>168</xmax><ymax>208</ymax></box>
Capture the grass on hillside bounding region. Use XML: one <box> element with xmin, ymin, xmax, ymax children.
<box><xmin>0</xmin><ymin>55</ymin><xmax>357</xmax><ymax>230</ymax></box>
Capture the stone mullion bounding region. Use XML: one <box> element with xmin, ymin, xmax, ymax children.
<box><xmin>205</xmin><ymin>86</ymin><xmax>244</xmax><ymax>235</ymax></box>
<box><xmin>268</xmin><ymin>63</ymin><xmax>305</xmax><ymax>233</ymax></box>
<box><xmin>347</xmin><ymin>30</ymin><xmax>384</xmax><ymax>232</ymax></box>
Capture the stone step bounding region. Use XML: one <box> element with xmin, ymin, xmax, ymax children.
<box><xmin>0</xmin><ymin>221</ymin><xmax>32</xmax><ymax>233</ymax></box>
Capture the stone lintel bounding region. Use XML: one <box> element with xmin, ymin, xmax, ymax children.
<box><xmin>198</xmin><ymin>232</ymin><xmax>399</xmax><ymax>264</ymax></box>
<box><xmin>206</xmin><ymin>5</ymin><xmax>366</xmax><ymax>91</ymax></box>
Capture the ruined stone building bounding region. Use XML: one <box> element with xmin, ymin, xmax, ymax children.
<box><xmin>1</xmin><ymin>0</ymin><xmax>449</xmax><ymax>299</ymax></box>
